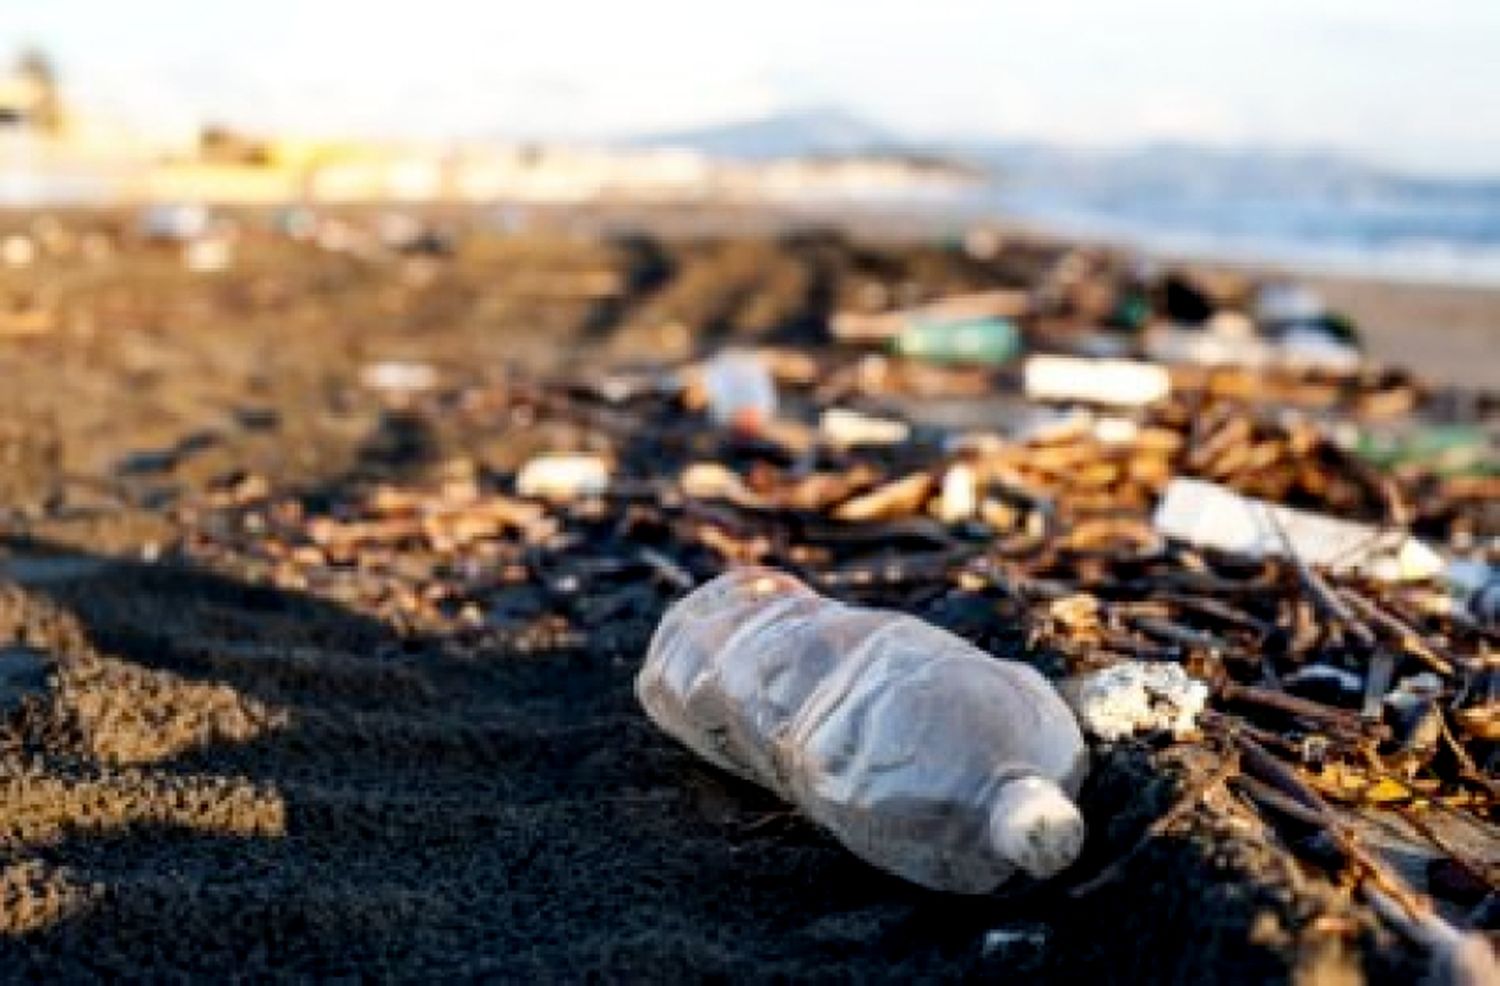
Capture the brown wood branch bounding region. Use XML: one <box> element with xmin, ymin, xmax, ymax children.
<box><xmin>1219</xmin><ymin>681</ymin><xmax>1382</xmax><ymax>740</ymax></box>
<box><xmin>1234</xmin><ymin>732</ymin><xmax>1435</xmax><ymax>923</ymax></box>
<box><xmin>1337</xmin><ymin>585</ymin><xmax>1456</xmax><ymax>677</ymax></box>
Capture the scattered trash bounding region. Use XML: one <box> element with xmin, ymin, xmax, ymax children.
<box><xmin>890</xmin><ymin>317</ymin><xmax>1021</xmax><ymax>366</ymax></box>
<box><xmin>1147</xmin><ymin>307</ymin><xmax>1362</xmax><ymax>373</ymax></box>
<box><xmin>1153</xmin><ymin>478</ymin><xmax>1445</xmax><ymax>581</ymax></box>
<box><xmin>700</xmin><ymin>350</ymin><xmax>777</xmax><ymax>433</ymax></box>
<box><xmin>139</xmin><ymin>203</ymin><xmax>211</xmax><ymax>242</ymax></box>
<box><xmin>832</xmin><ymin>290</ymin><xmax>1029</xmax><ymax>343</ymax></box>
<box><xmin>637</xmin><ymin>568</ymin><xmax>1088</xmax><ymax>892</ymax></box>
<box><xmin>183</xmin><ymin>236</ymin><xmax>234</xmax><ymax>273</ymax></box>
<box><xmin>1275</xmin><ymin>326</ymin><xmax>1362</xmax><ymax>373</ymax></box>
<box><xmin>1062</xmin><ymin>661</ymin><xmax>1209</xmax><ymax>741</ymax></box>
<box><xmin>1023</xmin><ymin>355</ymin><xmax>1171</xmax><ymax>407</ymax></box>
<box><xmin>516</xmin><ymin>454</ymin><xmax>610</xmax><ymax>501</ymax></box>
<box><xmin>979</xmin><ymin>923</ymin><xmax>1049</xmax><ymax>961</ymax></box>
<box><xmin>936</xmin><ymin>463</ymin><xmax>978</xmax><ymax>524</ymax></box>
<box><xmin>1351</xmin><ymin>423</ymin><xmax>1495</xmax><ymax>477</ymax></box>
<box><xmin>359</xmin><ymin>360</ymin><xmax>438</xmax><ymax>394</ymax></box>
<box><xmin>19</xmin><ymin>213</ymin><xmax>1488</xmax><ymax>973</ymax></box>
<box><xmin>2</xmin><ymin>234</ymin><xmax>36</xmax><ymax>268</ymax></box>
<box><xmin>819</xmin><ymin>408</ymin><xmax>911</xmax><ymax>447</ymax></box>
<box><xmin>1255</xmin><ymin>282</ymin><xmax>1326</xmax><ymax>326</ymax></box>
<box><xmin>1444</xmin><ymin>560</ymin><xmax>1500</xmax><ymax>630</ymax></box>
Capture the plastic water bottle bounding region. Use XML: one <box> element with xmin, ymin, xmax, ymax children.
<box><xmin>701</xmin><ymin>351</ymin><xmax>777</xmax><ymax>432</ymax></box>
<box><xmin>637</xmin><ymin>567</ymin><xmax>1088</xmax><ymax>894</ymax></box>
<box><xmin>890</xmin><ymin>316</ymin><xmax>1021</xmax><ymax>366</ymax></box>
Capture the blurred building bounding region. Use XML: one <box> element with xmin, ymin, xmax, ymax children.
<box><xmin>0</xmin><ymin>50</ymin><xmax>65</xmax><ymax>136</ymax></box>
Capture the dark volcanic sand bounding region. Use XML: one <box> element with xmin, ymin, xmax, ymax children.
<box><xmin>0</xmin><ymin>216</ymin><xmax>1441</xmax><ymax>981</ymax></box>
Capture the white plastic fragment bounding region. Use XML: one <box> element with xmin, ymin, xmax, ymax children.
<box><xmin>1276</xmin><ymin>327</ymin><xmax>1362</xmax><ymax>373</ymax></box>
<box><xmin>701</xmin><ymin>350</ymin><xmax>776</xmax><ymax>432</ymax></box>
<box><xmin>819</xmin><ymin>408</ymin><xmax>911</xmax><ymax>447</ymax></box>
<box><xmin>936</xmin><ymin>463</ymin><xmax>978</xmax><ymax>523</ymax></box>
<box><xmin>516</xmin><ymin>454</ymin><xmax>610</xmax><ymax>500</ymax></box>
<box><xmin>1092</xmin><ymin>416</ymin><xmax>1140</xmax><ymax>445</ymax></box>
<box><xmin>1255</xmin><ymin>282</ymin><xmax>1326</xmax><ymax>324</ymax></box>
<box><xmin>1023</xmin><ymin>355</ymin><xmax>1171</xmax><ymax>407</ymax></box>
<box><xmin>2</xmin><ymin>235</ymin><xmax>36</xmax><ymax>268</ymax></box>
<box><xmin>1445</xmin><ymin>559</ymin><xmax>1500</xmax><ymax>629</ymax></box>
<box><xmin>360</xmin><ymin>360</ymin><xmax>437</xmax><ymax>393</ymax></box>
<box><xmin>1153</xmin><ymin>478</ymin><xmax>1445</xmax><ymax>582</ymax></box>
<box><xmin>1063</xmin><ymin>661</ymin><xmax>1209</xmax><ymax>741</ymax></box>
<box><xmin>183</xmin><ymin>236</ymin><xmax>233</xmax><ymax>272</ymax></box>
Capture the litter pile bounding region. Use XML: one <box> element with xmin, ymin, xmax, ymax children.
<box><xmin>2</xmin><ymin>214</ymin><xmax>1496</xmax><ymax>978</ymax></box>
<box><xmin>173</xmin><ymin>269</ymin><xmax>1498</xmax><ymax>977</ymax></box>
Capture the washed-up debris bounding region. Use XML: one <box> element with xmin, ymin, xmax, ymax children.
<box><xmin>121</xmin><ymin>224</ymin><xmax>1497</xmax><ymax>976</ymax></box>
<box><xmin>637</xmin><ymin>567</ymin><xmax>1087</xmax><ymax>892</ymax></box>
<box><xmin>139</xmin><ymin>203</ymin><xmax>211</xmax><ymax>242</ymax></box>
<box><xmin>1023</xmin><ymin>355</ymin><xmax>1172</xmax><ymax>407</ymax></box>
<box><xmin>890</xmin><ymin>317</ymin><xmax>1021</xmax><ymax>365</ymax></box>
<box><xmin>515</xmin><ymin>454</ymin><xmax>611</xmax><ymax>501</ymax></box>
<box><xmin>1063</xmin><ymin>662</ymin><xmax>1209</xmax><ymax>741</ymax></box>
<box><xmin>819</xmin><ymin>408</ymin><xmax>911</xmax><ymax>447</ymax></box>
<box><xmin>1146</xmin><ymin>313</ymin><xmax>1362</xmax><ymax>374</ymax></box>
<box><xmin>1154</xmin><ymin>477</ymin><xmax>1445</xmax><ymax>581</ymax></box>
<box><xmin>831</xmin><ymin>289</ymin><xmax>1030</xmax><ymax>342</ymax></box>
<box><xmin>936</xmin><ymin>464</ymin><xmax>978</xmax><ymax>524</ymax></box>
<box><xmin>359</xmin><ymin>360</ymin><xmax>438</xmax><ymax>394</ymax></box>
<box><xmin>698</xmin><ymin>350</ymin><xmax>776</xmax><ymax>432</ymax></box>
<box><xmin>2</xmin><ymin>234</ymin><xmax>36</xmax><ymax>269</ymax></box>
<box><xmin>1445</xmin><ymin>560</ymin><xmax>1500</xmax><ymax>629</ymax></box>
<box><xmin>1351</xmin><ymin>423</ymin><xmax>1496</xmax><ymax>477</ymax></box>
<box><xmin>183</xmin><ymin>235</ymin><xmax>234</xmax><ymax>273</ymax></box>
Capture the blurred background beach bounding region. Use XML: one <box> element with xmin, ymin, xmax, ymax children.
<box><xmin>4</xmin><ymin>2</ymin><xmax>1498</xmax><ymax>383</ymax></box>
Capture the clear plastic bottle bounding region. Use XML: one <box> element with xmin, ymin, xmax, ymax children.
<box><xmin>637</xmin><ymin>567</ymin><xmax>1088</xmax><ymax>894</ymax></box>
<box><xmin>700</xmin><ymin>351</ymin><xmax>776</xmax><ymax>432</ymax></box>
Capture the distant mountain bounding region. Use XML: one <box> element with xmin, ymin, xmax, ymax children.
<box><xmin>631</xmin><ymin>106</ymin><xmax>903</xmax><ymax>160</ymax></box>
<box><xmin>934</xmin><ymin>140</ymin><xmax>1390</xmax><ymax>195</ymax></box>
<box><xmin>631</xmin><ymin>107</ymin><xmax>1500</xmax><ymax>204</ymax></box>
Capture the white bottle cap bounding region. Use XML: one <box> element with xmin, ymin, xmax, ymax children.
<box><xmin>989</xmin><ymin>775</ymin><xmax>1086</xmax><ymax>879</ymax></box>
<box><xmin>990</xmin><ymin>774</ymin><xmax>1086</xmax><ymax>876</ymax></box>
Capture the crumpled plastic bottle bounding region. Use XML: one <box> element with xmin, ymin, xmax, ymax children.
<box><xmin>637</xmin><ymin>567</ymin><xmax>1088</xmax><ymax>893</ymax></box>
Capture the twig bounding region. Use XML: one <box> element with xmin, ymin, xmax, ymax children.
<box><xmin>1219</xmin><ymin>681</ymin><xmax>1380</xmax><ymax>739</ymax></box>
<box><xmin>1338</xmin><ymin>585</ymin><xmax>1455</xmax><ymax>677</ymax></box>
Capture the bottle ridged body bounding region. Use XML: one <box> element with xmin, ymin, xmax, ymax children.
<box><xmin>637</xmin><ymin>568</ymin><xmax>1088</xmax><ymax>893</ymax></box>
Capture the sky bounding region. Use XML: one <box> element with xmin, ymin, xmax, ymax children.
<box><xmin>6</xmin><ymin>0</ymin><xmax>1500</xmax><ymax>175</ymax></box>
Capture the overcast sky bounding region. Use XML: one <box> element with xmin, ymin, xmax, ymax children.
<box><xmin>6</xmin><ymin>0</ymin><xmax>1500</xmax><ymax>175</ymax></box>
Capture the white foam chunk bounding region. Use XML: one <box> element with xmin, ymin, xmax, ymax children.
<box><xmin>1063</xmin><ymin>661</ymin><xmax>1208</xmax><ymax>742</ymax></box>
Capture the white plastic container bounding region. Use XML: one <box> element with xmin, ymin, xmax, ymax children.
<box><xmin>1153</xmin><ymin>478</ymin><xmax>1444</xmax><ymax>582</ymax></box>
<box><xmin>637</xmin><ymin>568</ymin><xmax>1088</xmax><ymax>893</ymax></box>
<box><xmin>516</xmin><ymin>454</ymin><xmax>610</xmax><ymax>501</ymax></box>
<box><xmin>1023</xmin><ymin>355</ymin><xmax>1171</xmax><ymax>407</ymax></box>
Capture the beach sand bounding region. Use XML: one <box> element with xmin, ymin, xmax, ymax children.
<box><xmin>0</xmin><ymin>213</ymin><xmax>1479</xmax><ymax>981</ymax></box>
<box><xmin>1305</xmin><ymin>273</ymin><xmax>1500</xmax><ymax>389</ymax></box>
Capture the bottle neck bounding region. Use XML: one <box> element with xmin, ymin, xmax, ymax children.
<box><xmin>987</xmin><ymin>774</ymin><xmax>1086</xmax><ymax>880</ymax></box>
